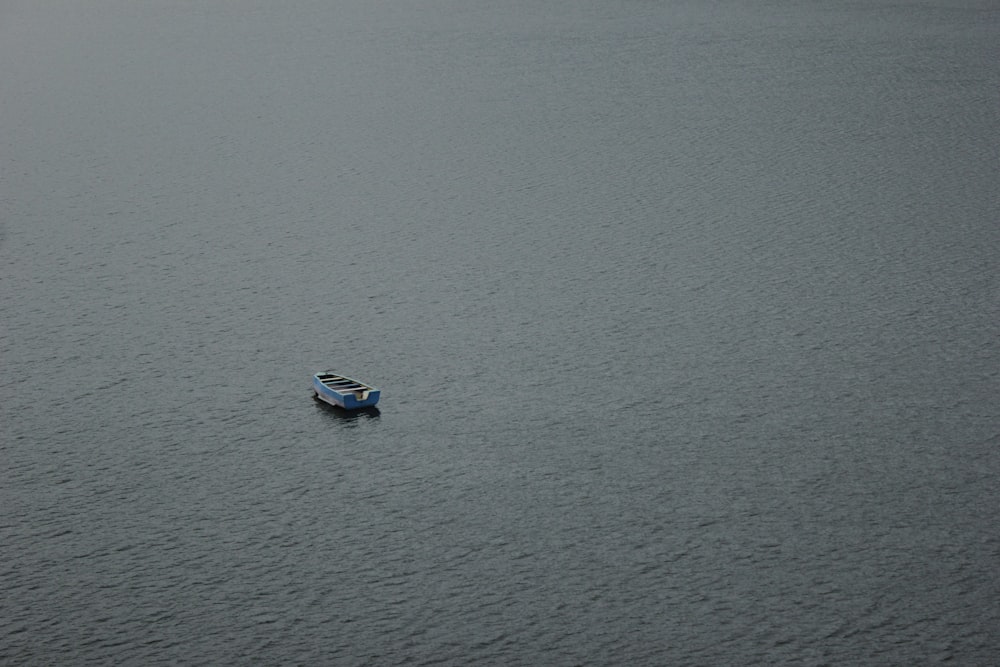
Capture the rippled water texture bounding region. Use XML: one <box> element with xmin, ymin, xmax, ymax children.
<box><xmin>2</xmin><ymin>1</ymin><xmax>998</xmax><ymax>664</ymax></box>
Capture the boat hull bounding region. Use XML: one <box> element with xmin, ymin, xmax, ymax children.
<box><xmin>312</xmin><ymin>374</ymin><xmax>380</xmax><ymax>410</ymax></box>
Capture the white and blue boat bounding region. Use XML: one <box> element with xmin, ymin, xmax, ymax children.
<box><xmin>312</xmin><ymin>371</ymin><xmax>381</xmax><ymax>410</ymax></box>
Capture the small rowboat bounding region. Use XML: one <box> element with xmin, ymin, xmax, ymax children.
<box><xmin>312</xmin><ymin>371</ymin><xmax>381</xmax><ymax>410</ymax></box>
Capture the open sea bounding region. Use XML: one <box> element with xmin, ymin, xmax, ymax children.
<box><xmin>2</xmin><ymin>1</ymin><xmax>998</xmax><ymax>664</ymax></box>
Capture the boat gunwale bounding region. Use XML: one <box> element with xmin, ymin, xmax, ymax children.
<box><xmin>313</xmin><ymin>372</ymin><xmax>378</xmax><ymax>395</ymax></box>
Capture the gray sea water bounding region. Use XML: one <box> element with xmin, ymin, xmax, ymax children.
<box><xmin>2</xmin><ymin>1</ymin><xmax>998</xmax><ymax>664</ymax></box>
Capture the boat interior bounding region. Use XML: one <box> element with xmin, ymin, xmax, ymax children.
<box><xmin>317</xmin><ymin>374</ymin><xmax>370</xmax><ymax>391</ymax></box>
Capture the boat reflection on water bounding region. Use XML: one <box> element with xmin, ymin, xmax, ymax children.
<box><xmin>313</xmin><ymin>396</ymin><xmax>381</xmax><ymax>423</ymax></box>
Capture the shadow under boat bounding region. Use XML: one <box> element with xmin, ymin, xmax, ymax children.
<box><xmin>312</xmin><ymin>395</ymin><xmax>381</xmax><ymax>421</ymax></box>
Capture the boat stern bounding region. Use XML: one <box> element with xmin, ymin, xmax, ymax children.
<box><xmin>341</xmin><ymin>388</ymin><xmax>381</xmax><ymax>409</ymax></box>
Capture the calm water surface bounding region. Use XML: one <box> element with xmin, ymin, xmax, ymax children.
<box><xmin>2</xmin><ymin>1</ymin><xmax>998</xmax><ymax>664</ymax></box>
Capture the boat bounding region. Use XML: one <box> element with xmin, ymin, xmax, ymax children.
<box><xmin>312</xmin><ymin>371</ymin><xmax>381</xmax><ymax>410</ymax></box>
